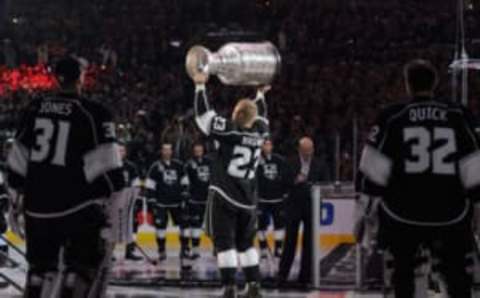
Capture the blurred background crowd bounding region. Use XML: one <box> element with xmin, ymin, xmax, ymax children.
<box><xmin>0</xmin><ymin>0</ymin><xmax>479</xmax><ymax>179</ymax></box>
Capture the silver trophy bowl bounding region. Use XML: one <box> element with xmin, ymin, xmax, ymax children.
<box><xmin>186</xmin><ymin>42</ymin><xmax>281</xmax><ymax>86</ymax></box>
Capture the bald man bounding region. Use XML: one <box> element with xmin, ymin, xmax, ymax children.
<box><xmin>278</xmin><ymin>137</ymin><xmax>330</xmax><ymax>286</ymax></box>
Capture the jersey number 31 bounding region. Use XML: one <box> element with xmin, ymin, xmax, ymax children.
<box><xmin>404</xmin><ymin>127</ymin><xmax>456</xmax><ymax>174</ymax></box>
<box><xmin>31</xmin><ymin>118</ymin><xmax>70</xmax><ymax>166</ymax></box>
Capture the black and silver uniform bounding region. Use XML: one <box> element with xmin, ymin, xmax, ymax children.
<box><xmin>145</xmin><ymin>159</ymin><xmax>186</xmax><ymax>207</ymax></box>
<box><xmin>195</xmin><ymin>87</ymin><xmax>269</xmax><ymax>209</ymax></box>
<box><xmin>257</xmin><ymin>153</ymin><xmax>289</xmax><ymax>203</ymax></box>
<box><xmin>7</xmin><ymin>93</ymin><xmax>125</xmax><ymax>216</ymax></box>
<box><xmin>359</xmin><ymin>97</ymin><xmax>480</xmax><ymax>225</ymax></box>
<box><xmin>185</xmin><ymin>155</ymin><xmax>212</xmax><ymax>203</ymax></box>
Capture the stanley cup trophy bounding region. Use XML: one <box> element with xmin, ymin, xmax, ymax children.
<box><xmin>186</xmin><ymin>42</ymin><xmax>281</xmax><ymax>86</ymax></box>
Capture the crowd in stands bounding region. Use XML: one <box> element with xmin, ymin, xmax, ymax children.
<box><xmin>1</xmin><ymin>0</ymin><xmax>480</xmax><ymax>179</ymax></box>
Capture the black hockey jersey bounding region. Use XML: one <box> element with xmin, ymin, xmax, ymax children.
<box><xmin>185</xmin><ymin>156</ymin><xmax>212</xmax><ymax>203</ymax></box>
<box><xmin>7</xmin><ymin>92</ymin><xmax>125</xmax><ymax>217</ymax></box>
<box><xmin>358</xmin><ymin>97</ymin><xmax>480</xmax><ymax>225</ymax></box>
<box><xmin>194</xmin><ymin>85</ymin><xmax>269</xmax><ymax>209</ymax></box>
<box><xmin>257</xmin><ymin>153</ymin><xmax>289</xmax><ymax>203</ymax></box>
<box><xmin>123</xmin><ymin>159</ymin><xmax>141</xmax><ymax>187</ymax></box>
<box><xmin>145</xmin><ymin>159</ymin><xmax>186</xmax><ymax>207</ymax></box>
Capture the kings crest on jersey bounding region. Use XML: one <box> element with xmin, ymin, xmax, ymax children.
<box><xmin>194</xmin><ymin>85</ymin><xmax>269</xmax><ymax>209</ymax></box>
<box><xmin>359</xmin><ymin>98</ymin><xmax>480</xmax><ymax>225</ymax></box>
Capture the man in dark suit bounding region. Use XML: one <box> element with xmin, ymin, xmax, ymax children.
<box><xmin>278</xmin><ymin>136</ymin><xmax>330</xmax><ymax>285</ymax></box>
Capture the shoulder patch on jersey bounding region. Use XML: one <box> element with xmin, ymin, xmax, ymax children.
<box><xmin>212</xmin><ymin>116</ymin><xmax>227</xmax><ymax>131</ymax></box>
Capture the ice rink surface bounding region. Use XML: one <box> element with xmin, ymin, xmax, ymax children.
<box><xmin>0</xmin><ymin>243</ymin><xmax>383</xmax><ymax>298</ymax></box>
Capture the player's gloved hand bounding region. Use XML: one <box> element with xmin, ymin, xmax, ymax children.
<box><xmin>257</xmin><ymin>85</ymin><xmax>271</xmax><ymax>96</ymax></box>
<box><xmin>192</xmin><ymin>72</ymin><xmax>209</xmax><ymax>85</ymax></box>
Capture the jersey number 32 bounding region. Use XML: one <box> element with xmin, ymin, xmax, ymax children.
<box><xmin>404</xmin><ymin>127</ymin><xmax>456</xmax><ymax>174</ymax></box>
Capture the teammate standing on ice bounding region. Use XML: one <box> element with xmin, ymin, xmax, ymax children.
<box><xmin>256</xmin><ymin>139</ymin><xmax>289</xmax><ymax>259</ymax></box>
<box><xmin>7</xmin><ymin>57</ymin><xmax>125</xmax><ymax>297</ymax></box>
<box><xmin>145</xmin><ymin>142</ymin><xmax>190</xmax><ymax>262</ymax></box>
<box><xmin>185</xmin><ymin>142</ymin><xmax>212</xmax><ymax>260</ymax></box>
<box><xmin>358</xmin><ymin>60</ymin><xmax>479</xmax><ymax>298</ymax></box>
<box><xmin>192</xmin><ymin>71</ymin><xmax>270</xmax><ymax>298</ymax></box>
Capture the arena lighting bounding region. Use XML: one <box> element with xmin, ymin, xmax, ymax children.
<box><xmin>169</xmin><ymin>40</ymin><xmax>182</xmax><ymax>48</ymax></box>
<box><xmin>0</xmin><ymin>65</ymin><xmax>57</xmax><ymax>95</ymax></box>
<box><xmin>450</xmin><ymin>58</ymin><xmax>480</xmax><ymax>70</ymax></box>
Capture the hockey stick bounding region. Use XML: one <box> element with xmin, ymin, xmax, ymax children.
<box><xmin>0</xmin><ymin>234</ymin><xmax>26</xmax><ymax>259</ymax></box>
<box><xmin>0</xmin><ymin>271</ymin><xmax>24</xmax><ymax>293</ymax></box>
<box><xmin>133</xmin><ymin>242</ymin><xmax>158</xmax><ymax>265</ymax></box>
<box><xmin>87</xmin><ymin>241</ymin><xmax>115</xmax><ymax>298</ymax></box>
<box><xmin>0</xmin><ymin>249</ymin><xmax>26</xmax><ymax>271</ymax></box>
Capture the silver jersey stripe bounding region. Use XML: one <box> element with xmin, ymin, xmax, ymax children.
<box><xmin>83</xmin><ymin>143</ymin><xmax>122</xmax><ymax>183</ymax></box>
<box><xmin>259</xmin><ymin>198</ymin><xmax>283</xmax><ymax>204</ymax></box>
<box><xmin>380</xmin><ymin>200</ymin><xmax>470</xmax><ymax>227</ymax></box>
<box><xmin>25</xmin><ymin>199</ymin><xmax>104</xmax><ymax>219</ymax></box>
<box><xmin>359</xmin><ymin>144</ymin><xmax>392</xmax><ymax>187</ymax></box>
<box><xmin>460</xmin><ymin>150</ymin><xmax>480</xmax><ymax>189</ymax></box>
<box><xmin>189</xmin><ymin>199</ymin><xmax>207</xmax><ymax>205</ymax></box>
<box><xmin>209</xmin><ymin>185</ymin><xmax>256</xmax><ymax>210</ymax></box>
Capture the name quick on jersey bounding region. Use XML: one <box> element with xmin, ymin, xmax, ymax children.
<box><xmin>409</xmin><ymin>106</ymin><xmax>447</xmax><ymax>122</ymax></box>
<box><xmin>241</xmin><ymin>135</ymin><xmax>263</xmax><ymax>147</ymax></box>
<box><xmin>39</xmin><ymin>102</ymin><xmax>73</xmax><ymax>116</ymax></box>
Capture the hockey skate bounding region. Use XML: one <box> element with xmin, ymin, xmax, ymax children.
<box><xmin>158</xmin><ymin>250</ymin><xmax>167</xmax><ymax>262</ymax></box>
<box><xmin>125</xmin><ymin>243</ymin><xmax>142</xmax><ymax>261</ymax></box>
<box><xmin>243</xmin><ymin>282</ymin><xmax>262</xmax><ymax>298</ymax></box>
<box><xmin>222</xmin><ymin>285</ymin><xmax>238</xmax><ymax>298</ymax></box>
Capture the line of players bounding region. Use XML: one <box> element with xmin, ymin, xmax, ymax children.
<box><xmin>121</xmin><ymin>138</ymin><xmax>289</xmax><ymax>264</ymax></box>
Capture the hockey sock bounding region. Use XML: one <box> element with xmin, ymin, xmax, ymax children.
<box><xmin>157</xmin><ymin>237</ymin><xmax>166</xmax><ymax>253</ymax></box>
<box><xmin>220</xmin><ymin>268</ymin><xmax>237</xmax><ymax>285</ymax></box>
<box><xmin>192</xmin><ymin>237</ymin><xmax>200</xmax><ymax>248</ymax></box>
<box><xmin>257</xmin><ymin>231</ymin><xmax>268</xmax><ymax>250</ymax></box>
<box><xmin>191</xmin><ymin>228</ymin><xmax>202</xmax><ymax>248</ymax></box>
<box><xmin>218</xmin><ymin>249</ymin><xmax>238</xmax><ymax>286</ymax></box>
<box><xmin>243</xmin><ymin>265</ymin><xmax>261</xmax><ymax>283</ymax></box>
<box><xmin>180</xmin><ymin>229</ymin><xmax>190</xmax><ymax>253</ymax></box>
<box><xmin>156</xmin><ymin>229</ymin><xmax>166</xmax><ymax>252</ymax></box>
<box><xmin>239</xmin><ymin>247</ymin><xmax>260</xmax><ymax>282</ymax></box>
<box><xmin>274</xmin><ymin>229</ymin><xmax>285</xmax><ymax>256</ymax></box>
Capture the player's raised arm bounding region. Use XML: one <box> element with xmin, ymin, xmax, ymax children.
<box><xmin>253</xmin><ymin>85</ymin><xmax>270</xmax><ymax>124</ymax></box>
<box><xmin>193</xmin><ymin>74</ymin><xmax>216</xmax><ymax>136</ymax></box>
